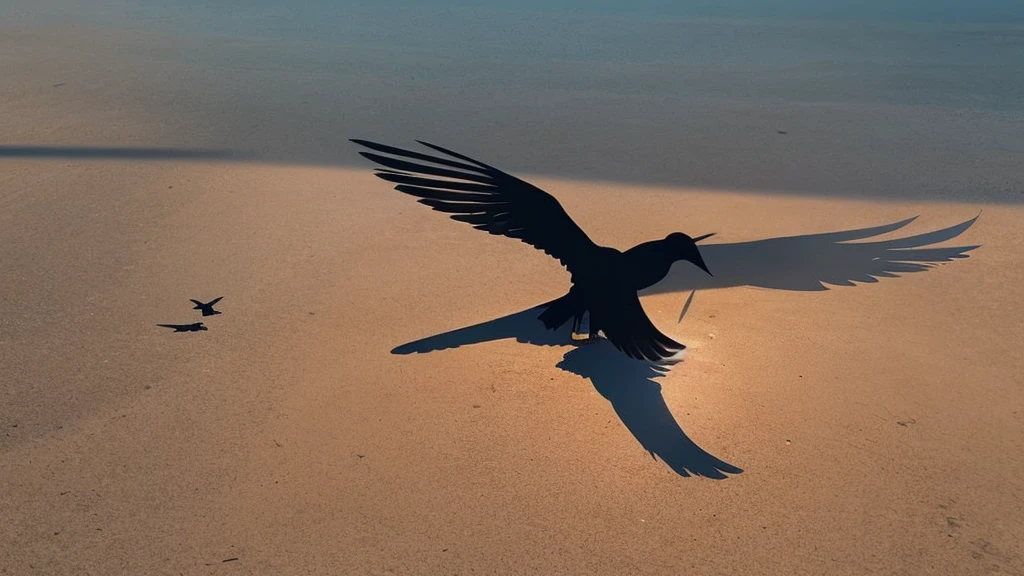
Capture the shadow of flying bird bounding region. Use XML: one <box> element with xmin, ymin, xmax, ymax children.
<box><xmin>158</xmin><ymin>322</ymin><xmax>208</xmax><ymax>333</ymax></box>
<box><xmin>391</xmin><ymin>214</ymin><xmax>977</xmax><ymax>478</ymax></box>
<box><xmin>394</xmin><ymin>301</ymin><xmax>743</xmax><ymax>478</ymax></box>
<box><xmin>352</xmin><ymin>138</ymin><xmax>715</xmax><ymax>361</ymax></box>
<box><xmin>191</xmin><ymin>297</ymin><xmax>224</xmax><ymax>317</ymax></box>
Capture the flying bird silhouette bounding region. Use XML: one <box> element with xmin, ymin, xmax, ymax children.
<box><xmin>158</xmin><ymin>322</ymin><xmax>208</xmax><ymax>333</ymax></box>
<box><xmin>191</xmin><ymin>297</ymin><xmax>224</xmax><ymax>317</ymax></box>
<box><xmin>352</xmin><ymin>139</ymin><xmax>714</xmax><ymax>361</ymax></box>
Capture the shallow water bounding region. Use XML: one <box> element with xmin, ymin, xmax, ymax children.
<box><xmin>2</xmin><ymin>0</ymin><xmax>1023</xmax><ymax>202</ymax></box>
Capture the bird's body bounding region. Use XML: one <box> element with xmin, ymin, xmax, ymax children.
<box><xmin>624</xmin><ymin>240</ymin><xmax>684</xmax><ymax>291</ymax></box>
<box><xmin>538</xmin><ymin>236</ymin><xmax>706</xmax><ymax>340</ymax></box>
<box><xmin>352</xmin><ymin>139</ymin><xmax>713</xmax><ymax>361</ymax></box>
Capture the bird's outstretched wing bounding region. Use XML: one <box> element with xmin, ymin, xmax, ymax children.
<box><xmin>351</xmin><ymin>139</ymin><xmax>599</xmax><ymax>274</ymax></box>
<box><xmin>592</xmin><ymin>280</ymin><xmax>686</xmax><ymax>362</ymax></box>
<box><xmin>206</xmin><ymin>296</ymin><xmax>223</xmax><ymax>306</ymax></box>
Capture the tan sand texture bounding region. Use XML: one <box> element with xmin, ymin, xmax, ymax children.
<box><xmin>2</xmin><ymin>155</ymin><xmax>1021</xmax><ymax>575</ymax></box>
<box><xmin>2</xmin><ymin>19</ymin><xmax>1023</xmax><ymax>576</ymax></box>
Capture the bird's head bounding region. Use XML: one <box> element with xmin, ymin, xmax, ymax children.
<box><xmin>665</xmin><ymin>232</ymin><xmax>715</xmax><ymax>276</ymax></box>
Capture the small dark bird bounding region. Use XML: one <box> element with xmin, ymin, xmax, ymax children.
<box><xmin>158</xmin><ymin>322</ymin><xmax>208</xmax><ymax>332</ymax></box>
<box><xmin>190</xmin><ymin>297</ymin><xmax>223</xmax><ymax>317</ymax></box>
<box><xmin>351</xmin><ymin>139</ymin><xmax>715</xmax><ymax>361</ymax></box>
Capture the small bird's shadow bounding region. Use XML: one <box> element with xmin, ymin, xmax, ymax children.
<box><xmin>394</xmin><ymin>305</ymin><xmax>741</xmax><ymax>478</ymax></box>
<box><xmin>157</xmin><ymin>322</ymin><xmax>208</xmax><ymax>333</ymax></box>
<box><xmin>392</xmin><ymin>214</ymin><xmax>981</xmax><ymax>478</ymax></box>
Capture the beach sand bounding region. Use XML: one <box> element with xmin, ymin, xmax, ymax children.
<box><xmin>1</xmin><ymin>156</ymin><xmax>1021</xmax><ymax>575</ymax></box>
<box><xmin>2</xmin><ymin>18</ymin><xmax>1024</xmax><ymax>576</ymax></box>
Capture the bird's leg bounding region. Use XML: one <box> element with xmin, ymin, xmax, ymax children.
<box><xmin>572</xmin><ymin>311</ymin><xmax>599</xmax><ymax>343</ymax></box>
<box><xmin>583</xmin><ymin>311</ymin><xmax>600</xmax><ymax>343</ymax></box>
<box><xmin>571</xmin><ymin>313</ymin><xmax>588</xmax><ymax>341</ymax></box>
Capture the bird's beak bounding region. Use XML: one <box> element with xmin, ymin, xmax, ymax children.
<box><xmin>693</xmin><ymin>232</ymin><xmax>716</xmax><ymax>243</ymax></box>
<box><xmin>694</xmin><ymin>252</ymin><xmax>713</xmax><ymax>277</ymax></box>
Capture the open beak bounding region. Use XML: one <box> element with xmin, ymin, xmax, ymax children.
<box><xmin>693</xmin><ymin>232</ymin><xmax>716</xmax><ymax>243</ymax></box>
<box><xmin>694</xmin><ymin>252</ymin><xmax>713</xmax><ymax>277</ymax></box>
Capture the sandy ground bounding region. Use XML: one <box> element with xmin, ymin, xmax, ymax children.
<box><xmin>1</xmin><ymin>152</ymin><xmax>1022</xmax><ymax>575</ymax></box>
<box><xmin>2</xmin><ymin>16</ymin><xmax>1024</xmax><ymax>576</ymax></box>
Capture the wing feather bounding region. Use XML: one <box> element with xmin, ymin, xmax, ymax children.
<box><xmin>353</xmin><ymin>139</ymin><xmax>599</xmax><ymax>273</ymax></box>
<box><xmin>591</xmin><ymin>281</ymin><xmax>686</xmax><ymax>362</ymax></box>
<box><xmin>357</xmin><ymin>152</ymin><xmax>495</xmax><ymax>184</ymax></box>
<box><xmin>351</xmin><ymin>139</ymin><xmax>492</xmax><ymax>174</ymax></box>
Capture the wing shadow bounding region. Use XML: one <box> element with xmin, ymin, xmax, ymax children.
<box><xmin>394</xmin><ymin>305</ymin><xmax>741</xmax><ymax>478</ymax></box>
<box><xmin>557</xmin><ymin>342</ymin><xmax>743</xmax><ymax>479</ymax></box>
<box><xmin>644</xmin><ymin>214</ymin><xmax>980</xmax><ymax>296</ymax></box>
<box><xmin>393</xmin><ymin>301</ymin><xmax>569</xmax><ymax>354</ymax></box>
<box><xmin>392</xmin><ymin>214</ymin><xmax>981</xmax><ymax>478</ymax></box>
